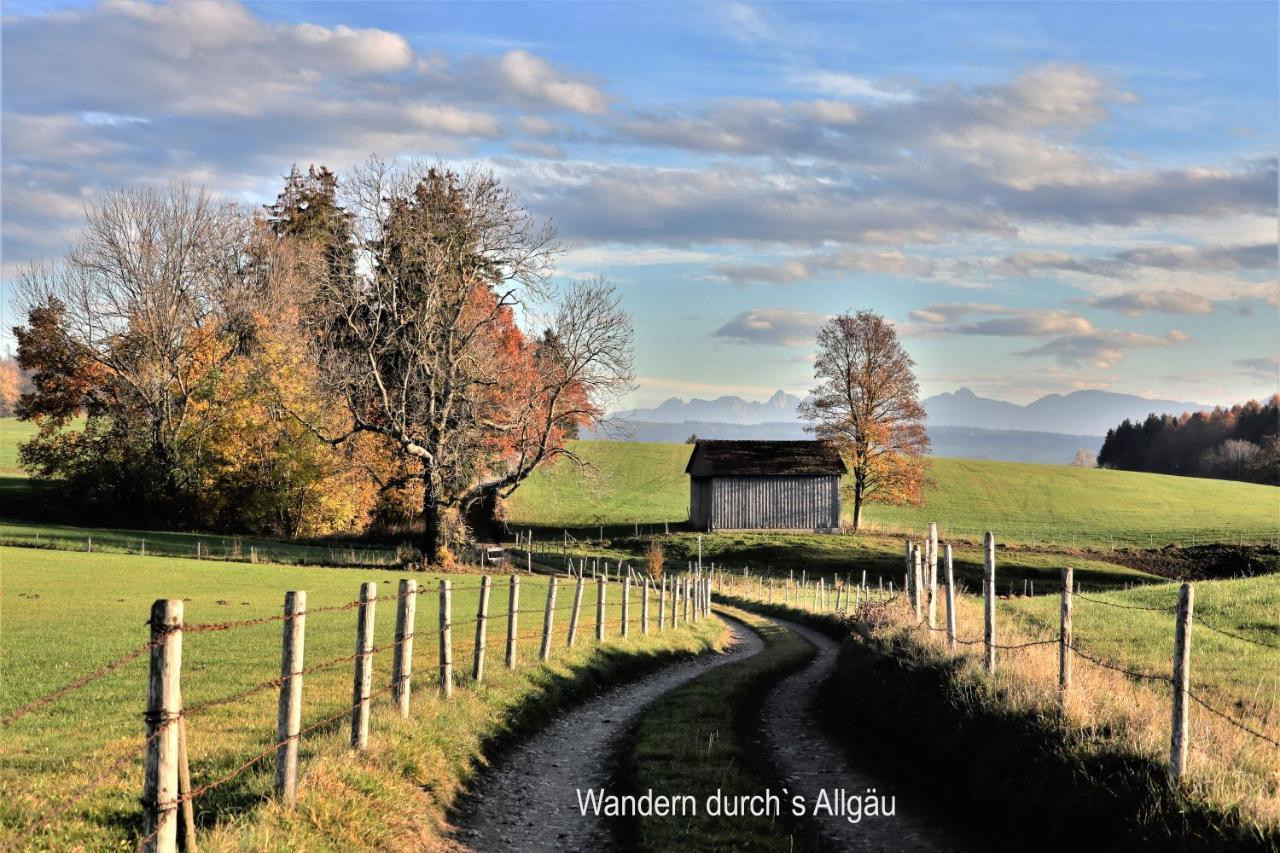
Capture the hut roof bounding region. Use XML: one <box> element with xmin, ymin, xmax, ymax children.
<box><xmin>685</xmin><ymin>440</ymin><xmax>847</xmax><ymax>477</ymax></box>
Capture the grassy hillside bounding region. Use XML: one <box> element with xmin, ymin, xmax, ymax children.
<box><xmin>505</xmin><ymin>441</ymin><xmax>693</xmax><ymax>527</ymax></box>
<box><xmin>505</xmin><ymin>440</ymin><xmax>1279</xmax><ymax>548</ymax></box>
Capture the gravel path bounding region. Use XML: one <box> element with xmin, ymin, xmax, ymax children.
<box><xmin>760</xmin><ymin>618</ymin><xmax>969</xmax><ymax>853</ymax></box>
<box><xmin>452</xmin><ymin>617</ymin><xmax>764</xmax><ymax>852</ymax></box>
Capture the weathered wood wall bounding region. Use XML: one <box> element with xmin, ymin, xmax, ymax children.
<box><xmin>690</xmin><ymin>475</ymin><xmax>840</xmax><ymax>531</ymax></box>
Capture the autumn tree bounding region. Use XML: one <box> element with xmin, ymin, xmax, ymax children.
<box><xmin>295</xmin><ymin>159</ymin><xmax>633</xmax><ymax>562</ymax></box>
<box><xmin>0</xmin><ymin>357</ymin><xmax>23</xmax><ymax>417</ymax></box>
<box><xmin>12</xmin><ymin>184</ymin><xmax>376</xmax><ymax>534</ymax></box>
<box><xmin>799</xmin><ymin>310</ymin><xmax>929</xmax><ymax>531</ymax></box>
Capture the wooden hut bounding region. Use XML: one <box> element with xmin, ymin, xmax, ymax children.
<box><xmin>685</xmin><ymin>440</ymin><xmax>846</xmax><ymax>532</ymax></box>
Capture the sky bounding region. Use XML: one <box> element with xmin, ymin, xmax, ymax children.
<box><xmin>2</xmin><ymin>0</ymin><xmax>1277</xmax><ymax>409</ymax></box>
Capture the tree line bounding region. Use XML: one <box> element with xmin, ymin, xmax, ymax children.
<box><xmin>1096</xmin><ymin>396</ymin><xmax>1279</xmax><ymax>485</ymax></box>
<box><xmin>12</xmin><ymin>161</ymin><xmax>634</xmax><ymax>564</ymax></box>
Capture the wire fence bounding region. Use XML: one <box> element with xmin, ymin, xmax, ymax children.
<box><xmin>2</xmin><ymin>570</ymin><xmax>715</xmax><ymax>852</ymax></box>
<box><xmin>714</xmin><ymin>536</ymin><xmax>1280</xmax><ymax>784</ymax></box>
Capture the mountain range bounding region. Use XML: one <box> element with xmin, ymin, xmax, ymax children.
<box><xmin>600</xmin><ymin>388</ymin><xmax>1217</xmax><ymax>463</ymax></box>
<box><xmin>613</xmin><ymin>387</ymin><xmax>1212</xmax><ymax>437</ymax></box>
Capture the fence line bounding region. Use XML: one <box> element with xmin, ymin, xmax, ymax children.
<box><xmin>5</xmin><ymin>567</ymin><xmax>716</xmax><ymax>852</ymax></box>
<box><xmin>714</xmin><ymin>527</ymin><xmax>1280</xmax><ymax>788</ymax></box>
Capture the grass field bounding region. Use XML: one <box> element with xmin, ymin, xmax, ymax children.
<box><xmin>0</xmin><ymin>546</ymin><xmax>718</xmax><ymax>848</ymax></box>
<box><xmin>505</xmin><ymin>440</ymin><xmax>1280</xmax><ymax>548</ymax></box>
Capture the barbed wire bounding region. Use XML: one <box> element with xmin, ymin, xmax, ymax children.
<box><xmin>9</xmin><ymin>729</ymin><xmax>160</xmax><ymax>849</ymax></box>
<box><xmin>1074</xmin><ymin>594</ymin><xmax>1176</xmax><ymax>614</ymax></box>
<box><xmin>1</xmin><ymin>640</ymin><xmax>154</xmax><ymax>726</ymax></box>
<box><xmin>1194</xmin><ymin>620</ymin><xmax>1280</xmax><ymax>651</ymax></box>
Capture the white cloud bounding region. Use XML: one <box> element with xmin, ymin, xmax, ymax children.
<box><xmin>1086</xmin><ymin>289</ymin><xmax>1215</xmax><ymax>316</ymax></box>
<box><xmin>713</xmin><ymin>308</ymin><xmax>827</xmax><ymax>347</ymax></box>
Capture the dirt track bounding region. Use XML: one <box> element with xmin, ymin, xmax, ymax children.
<box><xmin>452</xmin><ymin>617</ymin><xmax>763</xmax><ymax>852</ymax></box>
<box><xmin>759</xmin><ymin>617</ymin><xmax>968</xmax><ymax>852</ymax></box>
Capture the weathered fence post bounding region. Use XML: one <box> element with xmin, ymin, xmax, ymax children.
<box><xmin>658</xmin><ymin>577</ymin><xmax>667</xmax><ymax>631</ymax></box>
<box><xmin>474</xmin><ymin>576</ymin><xmax>492</xmax><ymax>682</ymax></box>
<box><xmin>983</xmin><ymin>532</ymin><xmax>996</xmax><ymax>674</ymax></box>
<box><xmin>506</xmin><ymin>575</ymin><xmax>520</xmax><ymax>669</ymax></box>
<box><xmin>567</xmin><ymin>574</ymin><xmax>585</xmax><ymax>648</ymax></box>
<box><xmin>672</xmin><ymin>576</ymin><xmax>681</xmax><ymax>626</ymax></box>
<box><xmin>1059</xmin><ymin>567</ymin><xmax>1073</xmax><ymax>710</ymax></box>
<box><xmin>351</xmin><ymin>582</ymin><xmax>377</xmax><ymax>749</ymax></box>
<box><xmin>540</xmin><ymin>577</ymin><xmax>557</xmax><ymax>662</ymax></box>
<box><xmin>143</xmin><ymin>599</ymin><xmax>183</xmax><ymax>853</ymax></box>
<box><xmin>912</xmin><ymin>545</ymin><xmax>923</xmax><ymax>622</ymax></box>
<box><xmin>642</xmin><ymin>578</ymin><xmax>651</xmax><ymax>635</ymax></box>
<box><xmin>596</xmin><ymin>576</ymin><xmax>607</xmax><ymax>641</ymax></box>
<box><xmin>276</xmin><ymin>591</ymin><xmax>306</xmax><ymax>805</ymax></box>
<box><xmin>621</xmin><ymin>577</ymin><xmax>631</xmax><ymax>638</ymax></box>
<box><xmin>683</xmin><ymin>576</ymin><xmax>691</xmax><ymax>623</ymax></box>
<box><xmin>944</xmin><ymin>545</ymin><xmax>956</xmax><ymax>652</ymax></box>
<box><xmin>391</xmin><ymin>580</ymin><xmax>416</xmax><ymax>718</ymax></box>
<box><xmin>439</xmin><ymin>580</ymin><xmax>453</xmax><ymax>698</ymax></box>
<box><xmin>928</xmin><ymin>522</ymin><xmax>938</xmax><ymax>607</ymax></box>
<box><xmin>1170</xmin><ymin>582</ymin><xmax>1195</xmax><ymax>782</ymax></box>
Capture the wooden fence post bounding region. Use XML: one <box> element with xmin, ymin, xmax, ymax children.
<box><xmin>391</xmin><ymin>580</ymin><xmax>416</xmax><ymax>718</ymax></box>
<box><xmin>672</xmin><ymin>576</ymin><xmax>680</xmax><ymax>626</ymax></box>
<box><xmin>540</xmin><ymin>577</ymin><xmax>557</xmax><ymax>662</ymax></box>
<box><xmin>621</xmin><ymin>577</ymin><xmax>631</xmax><ymax>638</ymax></box>
<box><xmin>658</xmin><ymin>577</ymin><xmax>667</xmax><ymax>631</ymax></box>
<box><xmin>928</xmin><ymin>522</ymin><xmax>938</xmax><ymax>606</ymax></box>
<box><xmin>506</xmin><ymin>575</ymin><xmax>520</xmax><ymax>670</ymax></box>
<box><xmin>596</xmin><ymin>576</ymin><xmax>607</xmax><ymax>641</ymax></box>
<box><xmin>143</xmin><ymin>599</ymin><xmax>183</xmax><ymax>853</ymax></box>
<box><xmin>927</xmin><ymin>526</ymin><xmax>938</xmax><ymax>630</ymax></box>
<box><xmin>474</xmin><ymin>576</ymin><xmax>491</xmax><ymax>682</ymax></box>
<box><xmin>439</xmin><ymin>580</ymin><xmax>453</xmax><ymax>698</ymax></box>
<box><xmin>276</xmin><ymin>590</ymin><xmax>306</xmax><ymax>805</ymax></box>
<box><xmin>351</xmin><ymin>582</ymin><xmax>376</xmax><ymax>750</ymax></box>
<box><xmin>1170</xmin><ymin>582</ymin><xmax>1195</xmax><ymax>782</ymax></box>
<box><xmin>642</xmin><ymin>578</ymin><xmax>651</xmax><ymax>635</ymax></box>
<box><xmin>1059</xmin><ymin>567</ymin><xmax>1073</xmax><ymax>710</ymax></box>
<box><xmin>944</xmin><ymin>546</ymin><xmax>956</xmax><ymax>652</ymax></box>
<box><xmin>683</xmin><ymin>576</ymin><xmax>691</xmax><ymax>623</ymax></box>
<box><xmin>568</xmin><ymin>574</ymin><xmax>584</xmax><ymax>647</ymax></box>
<box><xmin>912</xmin><ymin>546</ymin><xmax>923</xmax><ymax>622</ymax></box>
<box><xmin>983</xmin><ymin>532</ymin><xmax>996</xmax><ymax>674</ymax></box>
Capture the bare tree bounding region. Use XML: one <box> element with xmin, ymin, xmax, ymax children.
<box><xmin>14</xmin><ymin>184</ymin><xmax>261</xmax><ymax>500</ymax></box>
<box><xmin>1070</xmin><ymin>449</ymin><xmax>1096</xmax><ymax>467</ymax></box>
<box><xmin>799</xmin><ymin>310</ymin><xmax>929</xmax><ymax>531</ymax></box>
<box><xmin>297</xmin><ymin>159</ymin><xmax>632</xmax><ymax>561</ymax></box>
<box><xmin>1201</xmin><ymin>438</ymin><xmax>1261</xmax><ymax>480</ymax></box>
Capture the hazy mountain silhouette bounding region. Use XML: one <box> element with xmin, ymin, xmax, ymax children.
<box><xmin>613</xmin><ymin>387</ymin><xmax>1208</xmax><ymax>437</ymax></box>
<box><xmin>923</xmin><ymin>388</ymin><xmax>1212</xmax><ymax>435</ymax></box>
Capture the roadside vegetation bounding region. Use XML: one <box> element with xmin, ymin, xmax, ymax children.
<box><xmin>0</xmin><ymin>546</ymin><xmax>722</xmax><ymax>849</ymax></box>
<box><xmin>720</xmin><ymin>574</ymin><xmax>1280</xmax><ymax>844</ymax></box>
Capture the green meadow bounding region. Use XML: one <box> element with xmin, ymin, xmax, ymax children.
<box><xmin>1</xmin><ymin>545</ymin><xmax>710</xmax><ymax>849</ymax></box>
<box><xmin>505</xmin><ymin>440</ymin><xmax>1280</xmax><ymax>548</ymax></box>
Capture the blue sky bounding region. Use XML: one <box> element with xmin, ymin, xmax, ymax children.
<box><xmin>2</xmin><ymin>0</ymin><xmax>1277</xmax><ymax>408</ymax></box>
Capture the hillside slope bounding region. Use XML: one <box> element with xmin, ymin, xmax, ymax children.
<box><xmin>505</xmin><ymin>440</ymin><xmax>1279</xmax><ymax>546</ymax></box>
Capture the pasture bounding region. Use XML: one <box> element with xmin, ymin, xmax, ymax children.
<box><xmin>0</xmin><ymin>546</ymin><xmax>715</xmax><ymax>848</ymax></box>
<box><xmin>505</xmin><ymin>440</ymin><xmax>1280</xmax><ymax>548</ymax></box>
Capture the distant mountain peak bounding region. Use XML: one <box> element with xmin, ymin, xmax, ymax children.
<box><xmin>614</xmin><ymin>390</ymin><xmax>802</xmax><ymax>425</ymax></box>
<box><xmin>925</xmin><ymin>387</ymin><xmax>1212</xmax><ymax>436</ymax></box>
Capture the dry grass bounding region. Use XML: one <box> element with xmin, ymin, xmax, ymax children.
<box><xmin>724</xmin><ymin>573</ymin><xmax>1280</xmax><ymax>831</ymax></box>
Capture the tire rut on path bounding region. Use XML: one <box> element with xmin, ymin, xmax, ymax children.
<box><xmin>761</xmin><ymin>617</ymin><xmax>970</xmax><ymax>853</ymax></box>
<box><xmin>452</xmin><ymin>617</ymin><xmax>764</xmax><ymax>852</ymax></box>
